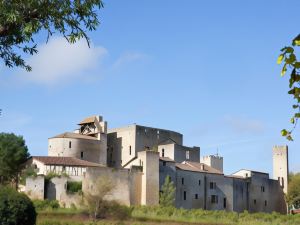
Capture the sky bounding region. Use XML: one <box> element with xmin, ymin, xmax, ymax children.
<box><xmin>0</xmin><ymin>0</ymin><xmax>300</xmax><ymax>176</ymax></box>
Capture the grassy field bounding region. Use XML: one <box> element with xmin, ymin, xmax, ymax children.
<box><xmin>36</xmin><ymin>206</ymin><xmax>300</xmax><ymax>225</ymax></box>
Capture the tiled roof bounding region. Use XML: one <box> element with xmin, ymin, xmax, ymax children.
<box><xmin>50</xmin><ymin>132</ymin><xmax>98</xmax><ymax>140</ymax></box>
<box><xmin>32</xmin><ymin>156</ymin><xmax>103</xmax><ymax>167</ymax></box>
<box><xmin>159</xmin><ymin>157</ymin><xmax>175</xmax><ymax>162</ymax></box>
<box><xmin>176</xmin><ymin>161</ymin><xmax>223</xmax><ymax>174</ymax></box>
<box><xmin>78</xmin><ymin>116</ymin><xmax>96</xmax><ymax>125</ymax></box>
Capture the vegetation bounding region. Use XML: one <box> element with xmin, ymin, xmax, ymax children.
<box><xmin>0</xmin><ymin>186</ymin><xmax>36</xmax><ymax>225</ymax></box>
<box><xmin>84</xmin><ymin>176</ymin><xmax>115</xmax><ymax>219</ymax></box>
<box><xmin>0</xmin><ymin>132</ymin><xmax>30</xmax><ymax>188</ymax></box>
<box><xmin>278</xmin><ymin>34</ymin><xmax>300</xmax><ymax>140</ymax></box>
<box><xmin>287</xmin><ymin>172</ymin><xmax>300</xmax><ymax>208</ymax></box>
<box><xmin>159</xmin><ymin>176</ymin><xmax>175</xmax><ymax>207</ymax></box>
<box><xmin>35</xmin><ymin>205</ymin><xmax>300</xmax><ymax>225</ymax></box>
<box><xmin>33</xmin><ymin>199</ymin><xmax>60</xmax><ymax>211</ymax></box>
<box><xmin>0</xmin><ymin>0</ymin><xmax>104</xmax><ymax>71</ymax></box>
<box><xmin>67</xmin><ymin>181</ymin><xmax>82</xmax><ymax>194</ymax></box>
<box><xmin>20</xmin><ymin>165</ymin><xmax>38</xmax><ymax>185</ymax></box>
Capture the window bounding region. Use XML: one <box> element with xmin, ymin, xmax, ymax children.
<box><xmin>211</xmin><ymin>195</ymin><xmax>218</xmax><ymax>204</ymax></box>
<box><xmin>162</xmin><ymin>148</ymin><xmax>165</xmax><ymax>157</ymax></box>
<box><xmin>261</xmin><ymin>186</ymin><xmax>265</xmax><ymax>192</ymax></box>
<box><xmin>163</xmin><ymin>161</ymin><xmax>166</xmax><ymax>166</ymax></box>
<box><xmin>129</xmin><ymin>146</ymin><xmax>132</xmax><ymax>155</ymax></box>
<box><xmin>182</xmin><ymin>178</ymin><xmax>184</xmax><ymax>185</ymax></box>
<box><xmin>210</xmin><ymin>182</ymin><xmax>216</xmax><ymax>189</ymax></box>
<box><xmin>223</xmin><ymin>198</ymin><xmax>227</xmax><ymax>208</ymax></box>
<box><xmin>281</xmin><ymin>177</ymin><xmax>284</xmax><ymax>188</ymax></box>
<box><xmin>183</xmin><ymin>191</ymin><xmax>186</xmax><ymax>200</ymax></box>
<box><xmin>254</xmin><ymin>199</ymin><xmax>256</xmax><ymax>205</ymax></box>
<box><xmin>69</xmin><ymin>141</ymin><xmax>71</xmax><ymax>149</ymax></box>
<box><xmin>264</xmin><ymin>200</ymin><xmax>267</xmax><ymax>206</ymax></box>
<box><xmin>199</xmin><ymin>180</ymin><xmax>201</xmax><ymax>186</ymax></box>
<box><xmin>186</xmin><ymin>151</ymin><xmax>190</xmax><ymax>159</ymax></box>
<box><xmin>80</xmin><ymin>151</ymin><xmax>84</xmax><ymax>159</ymax></box>
<box><xmin>195</xmin><ymin>194</ymin><xmax>198</xmax><ymax>199</ymax></box>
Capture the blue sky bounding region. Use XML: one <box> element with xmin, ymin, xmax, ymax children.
<box><xmin>0</xmin><ymin>0</ymin><xmax>300</xmax><ymax>175</ymax></box>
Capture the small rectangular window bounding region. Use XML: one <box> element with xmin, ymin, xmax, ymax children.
<box><xmin>69</xmin><ymin>141</ymin><xmax>71</xmax><ymax>149</ymax></box>
<box><xmin>211</xmin><ymin>195</ymin><xmax>218</xmax><ymax>203</ymax></box>
<box><xmin>186</xmin><ymin>151</ymin><xmax>190</xmax><ymax>159</ymax></box>
<box><xmin>162</xmin><ymin>149</ymin><xmax>165</xmax><ymax>157</ymax></box>
<box><xmin>163</xmin><ymin>161</ymin><xmax>166</xmax><ymax>166</ymax></box>
<box><xmin>261</xmin><ymin>186</ymin><xmax>265</xmax><ymax>192</ymax></box>
<box><xmin>199</xmin><ymin>180</ymin><xmax>201</xmax><ymax>186</ymax></box>
<box><xmin>182</xmin><ymin>178</ymin><xmax>184</xmax><ymax>185</ymax></box>
<box><xmin>195</xmin><ymin>194</ymin><xmax>198</xmax><ymax>199</ymax></box>
<box><xmin>80</xmin><ymin>151</ymin><xmax>83</xmax><ymax>159</ymax></box>
<box><xmin>183</xmin><ymin>191</ymin><xmax>186</xmax><ymax>200</ymax></box>
<box><xmin>223</xmin><ymin>198</ymin><xmax>227</xmax><ymax>208</ymax></box>
<box><xmin>264</xmin><ymin>200</ymin><xmax>267</xmax><ymax>206</ymax></box>
<box><xmin>129</xmin><ymin>146</ymin><xmax>132</xmax><ymax>155</ymax></box>
<box><xmin>254</xmin><ymin>199</ymin><xmax>256</xmax><ymax>205</ymax></box>
<box><xmin>210</xmin><ymin>182</ymin><xmax>216</xmax><ymax>189</ymax></box>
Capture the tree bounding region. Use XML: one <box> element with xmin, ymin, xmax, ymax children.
<box><xmin>0</xmin><ymin>186</ymin><xmax>36</xmax><ymax>225</ymax></box>
<box><xmin>0</xmin><ymin>0</ymin><xmax>104</xmax><ymax>71</ymax></box>
<box><xmin>0</xmin><ymin>133</ymin><xmax>30</xmax><ymax>188</ymax></box>
<box><xmin>85</xmin><ymin>176</ymin><xmax>114</xmax><ymax>220</ymax></box>
<box><xmin>159</xmin><ymin>175</ymin><xmax>176</xmax><ymax>207</ymax></box>
<box><xmin>278</xmin><ymin>34</ymin><xmax>300</xmax><ymax>140</ymax></box>
<box><xmin>287</xmin><ymin>173</ymin><xmax>300</xmax><ymax>209</ymax></box>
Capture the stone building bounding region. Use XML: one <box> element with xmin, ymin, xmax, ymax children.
<box><xmin>25</xmin><ymin>115</ymin><xmax>287</xmax><ymax>213</ymax></box>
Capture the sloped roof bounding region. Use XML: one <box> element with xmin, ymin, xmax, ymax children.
<box><xmin>159</xmin><ymin>157</ymin><xmax>175</xmax><ymax>162</ymax></box>
<box><xmin>50</xmin><ymin>132</ymin><xmax>98</xmax><ymax>140</ymax></box>
<box><xmin>32</xmin><ymin>156</ymin><xmax>103</xmax><ymax>167</ymax></box>
<box><xmin>78</xmin><ymin>116</ymin><xmax>97</xmax><ymax>125</ymax></box>
<box><xmin>176</xmin><ymin>161</ymin><xmax>223</xmax><ymax>174</ymax></box>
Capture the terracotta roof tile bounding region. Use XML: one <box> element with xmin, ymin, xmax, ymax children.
<box><xmin>176</xmin><ymin>161</ymin><xmax>223</xmax><ymax>174</ymax></box>
<box><xmin>32</xmin><ymin>156</ymin><xmax>103</xmax><ymax>167</ymax></box>
<box><xmin>50</xmin><ymin>132</ymin><xmax>98</xmax><ymax>140</ymax></box>
<box><xmin>78</xmin><ymin>116</ymin><xmax>97</xmax><ymax>125</ymax></box>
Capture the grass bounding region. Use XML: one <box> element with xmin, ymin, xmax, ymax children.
<box><xmin>36</xmin><ymin>205</ymin><xmax>300</xmax><ymax>225</ymax></box>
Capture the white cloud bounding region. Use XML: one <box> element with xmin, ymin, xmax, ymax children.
<box><xmin>18</xmin><ymin>36</ymin><xmax>107</xmax><ymax>85</ymax></box>
<box><xmin>113</xmin><ymin>52</ymin><xmax>146</xmax><ymax>68</ymax></box>
<box><xmin>223</xmin><ymin>115</ymin><xmax>265</xmax><ymax>134</ymax></box>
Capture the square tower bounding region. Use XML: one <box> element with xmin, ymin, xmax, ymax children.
<box><xmin>273</xmin><ymin>145</ymin><xmax>289</xmax><ymax>194</ymax></box>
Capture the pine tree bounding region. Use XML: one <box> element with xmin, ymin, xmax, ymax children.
<box><xmin>159</xmin><ymin>175</ymin><xmax>176</xmax><ymax>207</ymax></box>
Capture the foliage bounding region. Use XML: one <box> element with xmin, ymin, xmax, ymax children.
<box><xmin>278</xmin><ymin>34</ymin><xmax>300</xmax><ymax>140</ymax></box>
<box><xmin>287</xmin><ymin>173</ymin><xmax>300</xmax><ymax>208</ymax></box>
<box><xmin>0</xmin><ymin>186</ymin><xmax>36</xmax><ymax>225</ymax></box>
<box><xmin>20</xmin><ymin>165</ymin><xmax>38</xmax><ymax>185</ymax></box>
<box><xmin>67</xmin><ymin>181</ymin><xmax>82</xmax><ymax>194</ymax></box>
<box><xmin>33</xmin><ymin>199</ymin><xmax>60</xmax><ymax>211</ymax></box>
<box><xmin>84</xmin><ymin>176</ymin><xmax>114</xmax><ymax>219</ymax></box>
<box><xmin>0</xmin><ymin>132</ymin><xmax>30</xmax><ymax>187</ymax></box>
<box><xmin>159</xmin><ymin>176</ymin><xmax>175</xmax><ymax>207</ymax></box>
<box><xmin>0</xmin><ymin>0</ymin><xmax>104</xmax><ymax>71</ymax></box>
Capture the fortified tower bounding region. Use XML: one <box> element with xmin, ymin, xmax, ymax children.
<box><xmin>273</xmin><ymin>145</ymin><xmax>289</xmax><ymax>194</ymax></box>
<box><xmin>201</xmin><ymin>155</ymin><xmax>223</xmax><ymax>173</ymax></box>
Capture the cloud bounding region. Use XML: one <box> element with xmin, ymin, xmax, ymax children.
<box><xmin>17</xmin><ymin>36</ymin><xmax>107</xmax><ymax>85</ymax></box>
<box><xmin>113</xmin><ymin>52</ymin><xmax>146</xmax><ymax>68</ymax></box>
<box><xmin>223</xmin><ymin>115</ymin><xmax>265</xmax><ymax>134</ymax></box>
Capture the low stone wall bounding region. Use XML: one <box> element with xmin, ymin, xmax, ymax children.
<box><xmin>25</xmin><ymin>175</ymin><xmax>45</xmax><ymax>200</ymax></box>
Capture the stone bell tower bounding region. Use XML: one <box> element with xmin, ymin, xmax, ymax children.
<box><xmin>273</xmin><ymin>145</ymin><xmax>289</xmax><ymax>194</ymax></box>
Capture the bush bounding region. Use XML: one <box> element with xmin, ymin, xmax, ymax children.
<box><xmin>67</xmin><ymin>181</ymin><xmax>82</xmax><ymax>194</ymax></box>
<box><xmin>33</xmin><ymin>199</ymin><xmax>60</xmax><ymax>211</ymax></box>
<box><xmin>0</xmin><ymin>186</ymin><xmax>36</xmax><ymax>225</ymax></box>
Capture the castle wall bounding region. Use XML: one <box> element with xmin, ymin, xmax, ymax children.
<box><xmin>83</xmin><ymin>166</ymin><xmax>143</xmax><ymax>206</ymax></box>
<box><xmin>273</xmin><ymin>145</ymin><xmax>289</xmax><ymax>194</ymax></box>
<box><xmin>48</xmin><ymin>137</ymin><xmax>104</xmax><ymax>164</ymax></box>
<box><xmin>25</xmin><ymin>176</ymin><xmax>45</xmax><ymax>200</ymax></box>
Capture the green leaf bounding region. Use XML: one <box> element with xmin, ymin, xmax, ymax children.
<box><xmin>277</xmin><ymin>54</ymin><xmax>284</xmax><ymax>64</ymax></box>
<box><xmin>281</xmin><ymin>64</ymin><xmax>287</xmax><ymax>76</ymax></box>
<box><xmin>295</xmin><ymin>113</ymin><xmax>300</xmax><ymax>118</ymax></box>
<box><xmin>281</xmin><ymin>129</ymin><xmax>288</xmax><ymax>136</ymax></box>
<box><xmin>290</xmin><ymin>117</ymin><xmax>295</xmax><ymax>124</ymax></box>
<box><xmin>292</xmin><ymin>105</ymin><xmax>299</xmax><ymax>109</ymax></box>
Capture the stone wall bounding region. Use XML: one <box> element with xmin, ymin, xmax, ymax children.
<box><xmin>25</xmin><ymin>175</ymin><xmax>45</xmax><ymax>200</ymax></box>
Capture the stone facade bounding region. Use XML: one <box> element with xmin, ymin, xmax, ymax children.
<box><xmin>24</xmin><ymin>115</ymin><xmax>288</xmax><ymax>214</ymax></box>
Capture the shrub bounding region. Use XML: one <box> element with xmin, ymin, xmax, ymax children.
<box><xmin>0</xmin><ymin>186</ymin><xmax>36</xmax><ymax>225</ymax></box>
<box><xmin>33</xmin><ymin>199</ymin><xmax>59</xmax><ymax>211</ymax></box>
<box><xmin>67</xmin><ymin>181</ymin><xmax>82</xmax><ymax>194</ymax></box>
